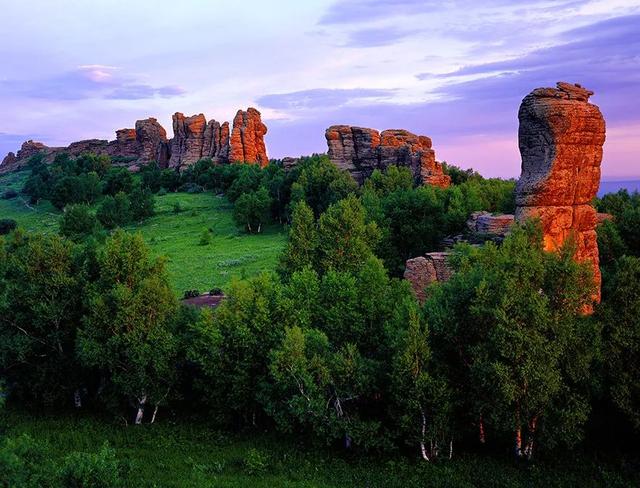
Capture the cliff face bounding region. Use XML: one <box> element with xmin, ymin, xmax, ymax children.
<box><xmin>0</xmin><ymin>107</ymin><xmax>268</xmax><ymax>173</ymax></box>
<box><xmin>325</xmin><ymin>125</ymin><xmax>450</xmax><ymax>187</ymax></box>
<box><xmin>515</xmin><ymin>82</ymin><xmax>605</xmax><ymax>306</ymax></box>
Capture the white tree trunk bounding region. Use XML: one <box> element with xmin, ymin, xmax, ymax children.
<box><xmin>449</xmin><ymin>439</ymin><xmax>453</xmax><ymax>459</ymax></box>
<box><xmin>420</xmin><ymin>409</ymin><xmax>430</xmax><ymax>461</ymax></box>
<box><xmin>74</xmin><ymin>389</ymin><xmax>82</xmax><ymax>408</ymax></box>
<box><xmin>135</xmin><ymin>395</ymin><xmax>147</xmax><ymax>425</ymax></box>
<box><xmin>151</xmin><ymin>404</ymin><xmax>159</xmax><ymax>424</ymax></box>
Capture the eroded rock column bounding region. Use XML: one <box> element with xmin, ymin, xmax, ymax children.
<box><xmin>515</xmin><ymin>82</ymin><xmax>606</xmax><ymax>305</ymax></box>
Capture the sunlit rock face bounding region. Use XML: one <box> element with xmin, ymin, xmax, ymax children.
<box><xmin>515</xmin><ymin>81</ymin><xmax>606</xmax><ymax>307</ymax></box>
<box><xmin>230</xmin><ymin>108</ymin><xmax>269</xmax><ymax>167</ymax></box>
<box><xmin>325</xmin><ymin>125</ymin><xmax>450</xmax><ymax>187</ymax></box>
<box><xmin>0</xmin><ymin>107</ymin><xmax>269</xmax><ymax>172</ymax></box>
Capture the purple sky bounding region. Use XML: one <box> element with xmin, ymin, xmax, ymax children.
<box><xmin>0</xmin><ymin>1</ymin><xmax>638</xmax><ymax>179</ymax></box>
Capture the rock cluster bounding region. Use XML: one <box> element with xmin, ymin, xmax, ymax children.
<box><xmin>404</xmin><ymin>252</ymin><xmax>453</xmax><ymax>304</ymax></box>
<box><xmin>515</xmin><ymin>82</ymin><xmax>605</xmax><ymax>305</ymax></box>
<box><xmin>0</xmin><ymin>108</ymin><xmax>268</xmax><ymax>173</ymax></box>
<box><xmin>325</xmin><ymin>125</ymin><xmax>450</xmax><ymax>187</ymax></box>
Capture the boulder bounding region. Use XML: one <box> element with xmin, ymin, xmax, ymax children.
<box><xmin>325</xmin><ymin>125</ymin><xmax>450</xmax><ymax>187</ymax></box>
<box><xmin>515</xmin><ymin>82</ymin><xmax>605</xmax><ymax>308</ymax></box>
<box><xmin>404</xmin><ymin>252</ymin><xmax>453</xmax><ymax>304</ymax></box>
<box><xmin>466</xmin><ymin>211</ymin><xmax>515</xmax><ymax>236</ymax></box>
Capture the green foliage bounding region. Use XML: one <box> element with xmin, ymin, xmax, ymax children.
<box><xmin>243</xmin><ymin>448</ymin><xmax>269</xmax><ymax>475</ymax></box>
<box><xmin>233</xmin><ymin>186</ymin><xmax>272</xmax><ymax>233</ymax></box>
<box><xmin>441</xmin><ymin>162</ymin><xmax>482</xmax><ymax>185</ymax></box>
<box><xmin>599</xmin><ymin>256</ymin><xmax>640</xmax><ymax>429</ymax></box>
<box><xmin>0</xmin><ymin>218</ymin><xmax>17</xmax><ymax>235</ymax></box>
<box><xmin>57</xmin><ymin>443</ymin><xmax>128</xmax><ymax>488</ymax></box>
<box><xmin>596</xmin><ymin>190</ymin><xmax>640</xmax><ymax>256</ymax></box>
<box><xmin>77</xmin><ymin>231</ymin><xmax>178</xmax><ymax>418</ymax></box>
<box><xmin>199</xmin><ymin>228</ymin><xmax>212</xmax><ymax>246</ymax></box>
<box><xmin>97</xmin><ymin>192</ymin><xmax>131</xmax><ymax>229</ymax></box>
<box><xmin>59</xmin><ymin>204</ymin><xmax>101</xmax><ymax>241</ymax></box>
<box><xmin>425</xmin><ymin>222</ymin><xmax>598</xmax><ymax>457</ymax></box>
<box><xmin>103</xmin><ymin>168</ymin><xmax>134</xmax><ymax>196</ymax></box>
<box><xmin>0</xmin><ymin>232</ymin><xmax>85</xmax><ymax>407</ymax></box>
<box><xmin>279</xmin><ymin>201</ymin><xmax>318</xmax><ymax>276</ymax></box>
<box><xmin>0</xmin><ymin>435</ymin><xmax>52</xmax><ymax>488</ymax></box>
<box><xmin>128</xmin><ymin>185</ymin><xmax>155</xmax><ymax>221</ymax></box>
<box><xmin>290</xmin><ymin>155</ymin><xmax>358</xmax><ymax>217</ymax></box>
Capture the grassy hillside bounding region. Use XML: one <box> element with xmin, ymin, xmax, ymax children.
<box><xmin>0</xmin><ymin>171</ymin><xmax>287</xmax><ymax>295</ymax></box>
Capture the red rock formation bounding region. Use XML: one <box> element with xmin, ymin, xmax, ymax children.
<box><xmin>515</xmin><ymin>82</ymin><xmax>605</xmax><ymax>307</ymax></box>
<box><xmin>325</xmin><ymin>125</ymin><xmax>450</xmax><ymax>187</ymax></box>
<box><xmin>0</xmin><ymin>152</ymin><xmax>18</xmax><ymax>172</ymax></box>
<box><xmin>230</xmin><ymin>108</ymin><xmax>269</xmax><ymax>167</ymax></box>
<box><xmin>169</xmin><ymin>113</ymin><xmax>207</xmax><ymax>168</ymax></box>
<box><xmin>203</xmin><ymin>120</ymin><xmax>230</xmax><ymax>163</ymax></box>
<box><xmin>404</xmin><ymin>252</ymin><xmax>453</xmax><ymax>303</ymax></box>
<box><xmin>134</xmin><ymin>118</ymin><xmax>168</xmax><ymax>165</ymax></box>
<box><xmin>466</xmin><ymin>211</ymin><xmax>515</xmax><ymax>236</ymax></box>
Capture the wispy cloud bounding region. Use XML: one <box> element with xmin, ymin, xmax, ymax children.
<box><xmin>257</xmin><ymin>88</ymin><xmax>397</xmax><ymax>111</ymax></box>
<box><xmin>0</xmin><ymin>65</ymin><xmax>186</xmax><ymax>101</ymax></box>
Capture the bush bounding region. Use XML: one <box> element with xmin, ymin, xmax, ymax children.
<box><xmin>209</xmin><ymin>287</ymin><xmax>223</xmax><ymax>296</ymax></box>
<box><xmin>243</xmin><ymin>448</ymin><xmax>268</xmax><ymax>475</ymax></box>
<box><xmin>129</xmin><ymin>186</ymin><xmax>155</xmax><ymax>221</ymax></box>
<box><xmin>0</xmin><ymin>435</ymin><xmax>52</xmax><ymax>488</ymax></box>
<box><xmin>59</xmin><ymin>204</ymin><xmax>101</xmax><ymax>241</ymax></box>
<box><xmin>199</xmin><ymin>228</ymin><xmax>212</xmax><ymax>246</ymax></box>
<box><xmin>57</xmin><ymin>443</ymin><xmax>129</xmax><ymax>488</ymax></box>
<box><xmin>179</xmin><ymin>182</ymin><xmax>204</xmax><ymax>194</ymax></box>
<box><xmin>2</xmin><ymin>189</ymin><xmax>18</xmax><ymax>200</ymax></box>
<box><xmin>183</xmin><ymin>289</ymin><xmax>200</xmax><ymax>299</ymax></box>
<box><xmin>97</xmin><ymin>192</ymin><xmax>131</xmax><ymax>229</ymax></box>
<box><xmin>172</xmin><ymin>201</ymin><xmax>183</xmax><ymax>214</ymax></box>
<box><xmin>157</xmin><ymin>187</ymin><xmax>168</xmax><ymax>196</ymax></box>
<box><xmin>103</xmin><ymin>168</ymin><xmax>134</xmax><ymax>196</ymax></box>
<box><xmin>0</xmin><ymin>218</ymin><xmax>18</xmax><ymax>235</ymax></box>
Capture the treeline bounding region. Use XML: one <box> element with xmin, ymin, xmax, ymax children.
<box><xmin>2</xmin><ymin>155</ymin><xmax>638</xmax><ymax>465</ymax></box>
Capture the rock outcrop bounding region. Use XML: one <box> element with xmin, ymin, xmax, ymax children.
<box><xmin>515</xmin><ymin>82</ymin><xmax>605</xmax><ymax>306</ymax></box>
<box><xmin>230</xmin><ymin>108</ymin><xmax>269</xmax><ymax>167</ymax></box>
<box><xmin>325</xmin><ymin>125</ymin><xmax>450</xmax><ymax>187</ymax></box>
<box><xmin>404</xmin><ymin>252</ymin><xmax>453</xmax><ymax>303</ymax></box>
<box><xmin>466</xmin><ymin>211</ymin><xmax>515</xmax><ymax>237</ymax></box>
<box><xmin>1</xmin><ymin>108</ymin><xmax>269</xmax><ymax>173</ymax></box>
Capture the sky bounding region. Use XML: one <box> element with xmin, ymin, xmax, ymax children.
<box><xmin>0</xmin><ymin>0</ymin><xmax>638</xmax><ymax>179</ymax></box>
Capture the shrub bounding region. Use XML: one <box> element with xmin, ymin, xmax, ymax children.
<box><xmin>129</xmin><ymin>185</ymin><xmax>155</xmax><ymax>221</ymax></box>
<box><xmin>243</xmin><ymin>448</ymin><xmax>268</xmax><ymax>475</ymax></box>
<box><xmin>0</xmin><ymin>435</ymin><xmax>53</xmax><ymax>488</ymax></box>
<box><xmin>57</xmin><ymin>443</ymin><xmax>129</xmax><ymax>488</ymax></box>
<box><xmin>59</xmin><ymin>204</ymin><xmax>101</xmax><ymax>241</ymax></box>
<box><xmin>183</xmin><ymin>289</ymin><xmax>200</xmax><ymax>299</ymax></box>
<box><xmin>180</xmin><ymin>182</ymin><xmax>204</xmax><ymax>194</ymax></box>
<box><xmin>172</xmin><ymin>201</ymin><xmax>183</xmax><ymax>214</ymax></box>
<box><xmin>2</xmin><ymin>189</ymin><xmax>18</xmax><ymax>199</ymax></box>
<box><xmin>0</xmin><ymin>218</ymin><xmax>17</xmax><ymax>235</ymax></box>
<box><xmin>157</xmin><ymin>187</ymin><xmax>168</xmax><ymax>196</ymax></box>
<box><xmin>199</xmin><ymin>228</ymin><xmax>212</xmax><ymax>246</ymax></box>
<box><xmin>97</xmin><ymin>192</ymin><xmax>131</xmax><ymax>229</ymax></box>
<box><xmin>103</xmin><ymin>168</ymin><xmax>134</xmax><ymax>196</ymax></box>
<box><xmin>209</xmin><ymin>287</ymin><xmax>223</xmax><ymax>296</ymax></box>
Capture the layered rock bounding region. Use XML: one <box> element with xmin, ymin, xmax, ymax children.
<box><xmin>169</xmin><ymin>113</ymin><xmax>207</xmax><ymax>168</ymax></box>
<box><xmin>404</xmin><ymin>252</ymin><xmax>453</xmax><ymax>303</ymax></box>
<box><xmin>325</xmin><ymin>125</ymin><xmax>450</xmax><ymax>187</ymax></box>
<box><xmin>1</xmin><ymin>107</ymin><xmax>269</xmax><ymax>173</ymax></box>
<box><xmin>515</xmin><ymin>82</ymin><xmax>605</xmax><ymax>306</ymax></box>
<box><xmin>230</xmin><ymin>108</ymin><xmax>269</xmax><ymax>167</ymax></box>
<box><xmin>466</xmin><ymin>211</ymin><xmax>515</xmax><ymax>236</ymax></box>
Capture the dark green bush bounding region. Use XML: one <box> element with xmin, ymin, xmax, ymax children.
<box><xmin>0</xmin><ymin>218</ymin><xmax>17</xmax><ymax>235</ymax></box>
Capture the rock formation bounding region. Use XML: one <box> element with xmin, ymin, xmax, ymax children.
<box><xmin>1</xmin><ymin>107</ymin><xmax>269</xmax><ymax>173</ymax></box>
<box><xmin>466</xmin><ymin>211</ymin><xmax>515</xmax><ymax>237</ymax></box>
<box><xmin>515</xmin><ymin>82</ymin><xmax>605</xmax><ymax>305</ymax></box>
<box><xmin>325</xmin><ymin>125</ymin><xmax>450</xmax><ymax>187</ymax></box>
<box><xmin>169</xmin><ymin>113</ymin><xmax>207</xmax><ymax>168</ymax></box>
<box><xmin>230</xmin><ymin>108</ymin><xmax>269</xmax><ymax>167</ymax></box>
<box><xmin>404</xmin><ymin>252</ymin><xmax>453</xmax><ymax>304</ymax></box>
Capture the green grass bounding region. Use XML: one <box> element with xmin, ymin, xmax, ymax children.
<box><xmin>0</xmin><ymin>171</ymin><xmax>288</xmax><ymax>296</ymax></box>
<box><xmin>3</xmin><ymin>411</ymin><xmax>635</xmax><ymax>488</ymax></box>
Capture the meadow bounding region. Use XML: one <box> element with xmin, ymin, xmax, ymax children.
<box><xmin>0</xmin><ymin>171</ymin><xmax>287</xmax><ymax>295</ymax></box>
<box><xmin>3</xmin><ymin>410</ymin><xmax>635</xmax><ymax>488</ymax></box>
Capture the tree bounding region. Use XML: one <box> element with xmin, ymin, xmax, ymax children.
<box><xmin>129</xmin><ymin>185</ymin><xmax>155</xmax><ymax>222</ymax></box>
<box><xmin>102</xmin><ymin>168</ymin><xmax>134</xmax><ymax>196</ymax></box>
<box><xmin>59</xmin><ymin>204</ymin><xmax>101</xmax><ymax>241</ymax></box>
<box><xmin>76</xmin><ymin>231</ymin><xmax>178</xmax><ymax>423</ymax></box>
<box><xmin>187</xmin><ymin>273</ymin><xmax>285</xmax><ymax>425</ymax></box>
<box><xmin>391</xmin><ymin>307</ymin><xmax>453</xmax><ymax>460</ymax></box>
<box><xmin>316</xmin><ymin>195</ymin><xmax>380</xmax><ymax>274</ymax></box>
<box><xmin>425</xmin><ymin>222</ymin><xmax>598</xmax><ymax>459</ymax></box>
<box><xmin>0</xmin><ymin>232</ymin><xmax>85</xmax><ymax>406</ymax></box>
<box><xmin>233</xmin><ymin>187</ymin><xmax>272</xmax><ymax>233</ymax></box>
<box><xmin>96</xmin><ymin>192</ymin><xmax>131</xmax><ymax>229</ymax></box>
<box><xmin>279</xmin><ymin>202</ymin><xmax>318</xmax><ymax>277</ymax></box>
<box><xmin>600</xmin><ymin>256</ymin><xmax>640</xmax><ymax>429</ymax></box>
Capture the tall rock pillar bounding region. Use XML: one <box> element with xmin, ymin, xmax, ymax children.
<box><xmin>515</xmin><ymin>82</ymin><xmax>606</xmax><ymax>306</ymax></box>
